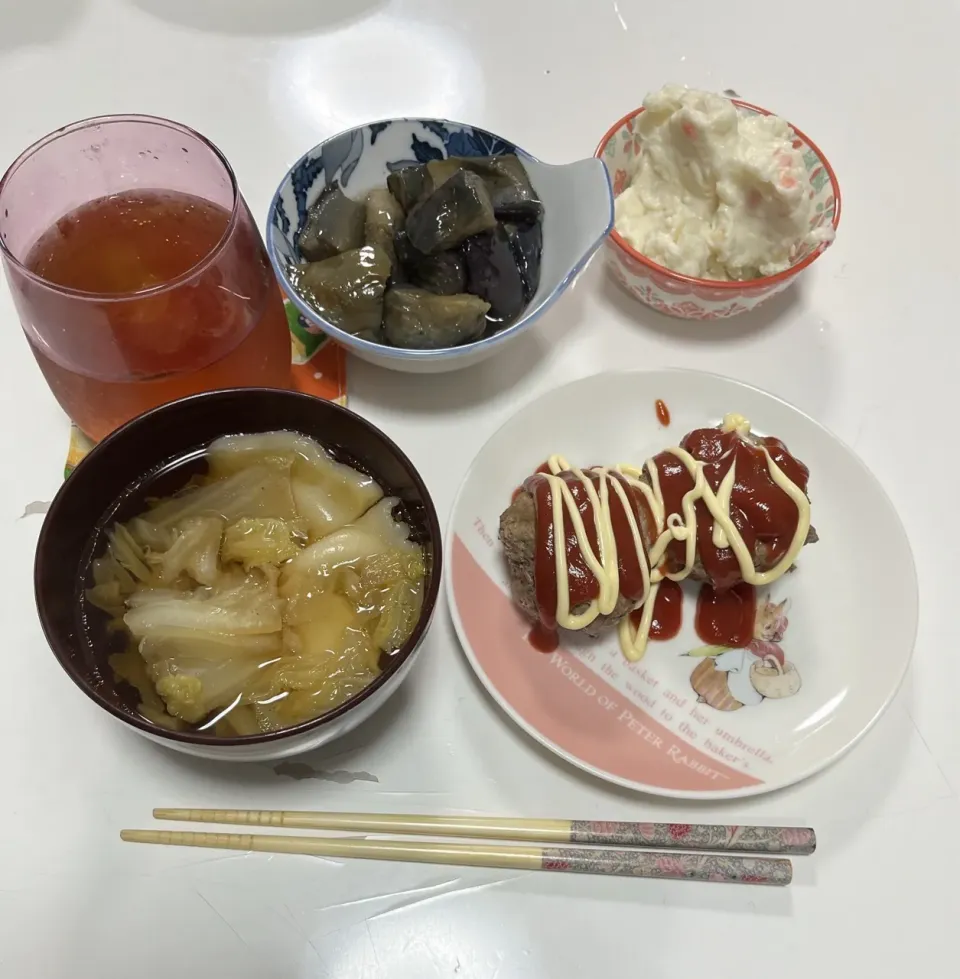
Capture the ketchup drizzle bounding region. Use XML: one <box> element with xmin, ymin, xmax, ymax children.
<box><xmin>651</xmin><ymin>427</ymin><xmax>808</xmax><ymax>590</ymax></box>
<box><xmin>694</xmin><ymin>582</ymin><xmax>756</xmax><ymax>647</ymax></box>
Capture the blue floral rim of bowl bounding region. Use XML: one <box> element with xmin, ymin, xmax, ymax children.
<box><xmin>267</xmin><ymin>117</ymin><xmax>613</xmax><ymax>360</ymax></box>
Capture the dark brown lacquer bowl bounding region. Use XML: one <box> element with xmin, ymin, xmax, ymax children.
<box><xmin>35</xmin><ymin>388</ymin><xmax>441</xmax><ymax>761</ymax></box>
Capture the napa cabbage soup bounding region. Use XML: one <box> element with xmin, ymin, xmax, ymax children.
<box><xmin>83</xmin><ymin>431</ymin><xmax>426</xmax><ymax>736</ymax></box>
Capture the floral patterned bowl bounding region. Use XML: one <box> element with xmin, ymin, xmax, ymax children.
<box><xmin>268</xmin><ymin>118</ymin><xmax>613</xmax><ymax>373</ymax></box>
<box><xmin>595</xmin><ymin>101</ymin><xmax>841</xmax><ymax>320</ymax></box>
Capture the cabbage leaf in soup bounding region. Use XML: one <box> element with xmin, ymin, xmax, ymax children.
<box><xmin>87</xmin><ymin>432</ymin><xmax>424</xmax><ymax>736</ymax></box>
<box><xmin>208</xmin><ymin>431</ymin><xmax>383</xmax><ymax>538</ymax></box>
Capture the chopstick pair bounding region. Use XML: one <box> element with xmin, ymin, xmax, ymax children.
<box><xmin>121</xmin><ymin>808</ymin><xmax>815</xmax><ymax>886</ymax></box>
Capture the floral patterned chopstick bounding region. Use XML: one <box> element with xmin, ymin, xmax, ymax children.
<box><xmin>122</xmin><ymin>829</ymin><xmax>793</xmax><ymax>885</ymax></box>
<box><xmin>151</xmin><ymin>808</ymin><xmax>816</xmax><ymax>856</ymax></box>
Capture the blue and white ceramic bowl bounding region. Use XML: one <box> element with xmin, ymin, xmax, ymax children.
<box><xmin>268</xmin><ymin>118</ymin><xmax>614</xmax><ymax>374</ymax></box>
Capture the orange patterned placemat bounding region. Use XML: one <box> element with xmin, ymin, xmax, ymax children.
<box><xmin>63</xmin><ymin>290</ymin><xmax>347</xmax><ymax>478</ymax></box>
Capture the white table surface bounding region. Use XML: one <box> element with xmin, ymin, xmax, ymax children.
<box><xmin>0</xmin><ymin>1</ymin><xmax>955</xmax><ymax>976</ymax></box>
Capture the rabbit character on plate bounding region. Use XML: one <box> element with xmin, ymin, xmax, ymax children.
<box><xmin>687</xmin><ymin>597</ymin><xmax>801</xmax><ymax>712</ymax></box>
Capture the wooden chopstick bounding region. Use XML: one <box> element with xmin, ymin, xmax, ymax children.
<box><xmin>121</xmin><ymin>829</ymin><xmax>792</xmax><ymax>885</ymax></box>
<box><xmin>153</xmin><ymin>808</ymin><xmax>815</xmax><ymax>856</ymax></box>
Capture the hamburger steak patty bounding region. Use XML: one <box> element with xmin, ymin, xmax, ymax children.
<box><xmin>629</xmin><ymin>468</ymin><xmax>818</xmax><ymax>582</ymax></box>
<box><xmin>499</xmin><ymin>480</ymin><xmax>817</xmax><ymax>634</ymax></box>
<box><xmin>499</xmin><ymin>488</ymin><xmax>636</xmax><ymax>637</ymax></box>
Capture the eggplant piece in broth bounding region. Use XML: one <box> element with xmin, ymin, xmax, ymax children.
<box><xmin>462</xmin><ymin>224</ymin><xmax>526</xmax><ymax>326</ymax></box>
<box><xmin>425</xmin><ymin>155</ymin><xmax>542</xmax><ymax>222</ymax></box>
<box><xmin>394</xmin><ymin>231</ymin><xmax>466</xmax><ymax>295</ymax></box>
<box><xmin>295</xmin><ymin>245</ymin><xmax>391</xmax><ymax>342</ymax></box>
<box><xmin>404</xmin><ymin>170</ymin><xmax>497</xmax><ymax>255</ymax></box>
<box><xmin>504</xmin><ymin>220</ymin><xmax>543</xmax><ymax>303</ymax></box>
<box><xmin>298</xmin><ymin>184</ymin><xmax>366</xmax><ymax>262</ymax></box>
<box><xmin>386</xmin><ymin>165</ymin><xmax>429</xmax><ymax>212</ymax></box>
<box><xmin>423</xmin><ymin>158</ymin><xmax>464</xmax><ymax>192</ymax></box>
<box><xmin>364</xmin><ymin>189</ymin><xmax>404</xmax><ymax>271</ymax></box>
<box><xmin>412</xmin><ymin>251</ymin><xmax>467</xmax><ymax>296</ymax></box>
<box><xmin>383</xmin><ymin>286</ymin><xmax>489</xmax><ymax>349</ymax></box>
<box><xmin>472</xmin><ymin>155</ymin><xmax>542</xmax><ymax>222</ymax></box>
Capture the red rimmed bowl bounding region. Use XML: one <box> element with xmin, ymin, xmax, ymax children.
<box><xmin>595</xmin><ymin>99</ymin><xmax>841</xmax><ymax>320</ymax></box>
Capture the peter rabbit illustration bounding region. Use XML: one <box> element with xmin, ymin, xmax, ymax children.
<box><xmin>687</xmin><ymin>597</ymin><xmax>801</xmax><ymax>711</ymax></box>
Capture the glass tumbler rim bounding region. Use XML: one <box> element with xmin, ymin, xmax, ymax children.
<box><xmin>0</xmin><ymin>113</ymin><xmax>242</xmax><ymax>303</ymax></box>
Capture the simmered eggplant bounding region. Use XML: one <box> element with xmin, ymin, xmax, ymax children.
<box><xmin>298</xmin><ymin>184</ymin><xmax>365</xmax><ymax>262</ymax></box>
<box><xmin>462</xmin><ymin>224</ymin><xmax>526</xmax><ymax>326</ymax></box>
<box><xmin>424</xmin><ymin>155</ymin><xmax>542</xmax><ymax>222</ymax></box>
<box><xmin>469</xmin><ymin>155</ymin><xmax>542</xmax><ymax>222</ymax></box>
<box><xmin>413</xmin><ymin>251</ymin><xmax>467</xmax><ymax>296</ymax></box>
<box><xmin>394</xmin><ymin>231</ymin><xmax>466</xmax><ymax>295</ymax></box>
<box><xmin>387</xmin><ymin>165</ymin><xmax>429</xmax><ymax>212</ymax></box>
<box><xmin>295</xmin><ymin>245</ymin><xmax>391</xmax><ymax>342</ymax></box>
<box><xmin>364</xmin><ymin>189</ymin><xmax>404</xmax><ymax>271</ymax></box>
<box><xmin>504</xmin><ymin>220</ymin><xmax>543</xmax><ymax>302</ymax></box>
<box><xmin>383</xmin><ymin>287</ymin><xmax>489</xmax><ymax>349</ymax></box>
<box><xmin>405</xmin><ymin>170</ymin><xmax>497</xmax><ymax>255</ymax></box>
<box><xmin>423</xmin><ymin>158</ymin><xmax>464</xmax><ymax>192</ymax></box>
<box><xmin>290</xmin><ymin>152</ymin><xmax>542</xmax><ymax>350</ymax></box>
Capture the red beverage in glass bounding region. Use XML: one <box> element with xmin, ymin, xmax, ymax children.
<box><xmin>0</xmin><ymin>115</ymin><xmax>292</xmax><ymax>442</ymax></box>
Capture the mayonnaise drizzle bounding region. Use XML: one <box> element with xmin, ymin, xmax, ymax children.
<box><xmin>540</xmin><ymin>416</ymin><xmax>811</xmax><ymax>662</ymax></box>
<box><xmin>542</xmin><ymin>455</ymin><xmax>652</xmax><ymax>633</ymax></box>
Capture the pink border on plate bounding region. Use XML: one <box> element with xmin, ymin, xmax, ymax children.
<box><xmin>452</xmin><ymin>536</ymin><xmax>762</xmax><ymax>793</ymax></box>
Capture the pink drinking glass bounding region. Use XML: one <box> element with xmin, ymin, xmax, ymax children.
<box><xmin>0</xmin><ymin>114</ymin><xmax>292</xmax><ymax>442</ymax></box>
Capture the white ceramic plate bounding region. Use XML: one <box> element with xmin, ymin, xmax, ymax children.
<box><xmin>446</xmin><ymin>369</ymin><xmax>918</xmax><ymax>799</ymax></box>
